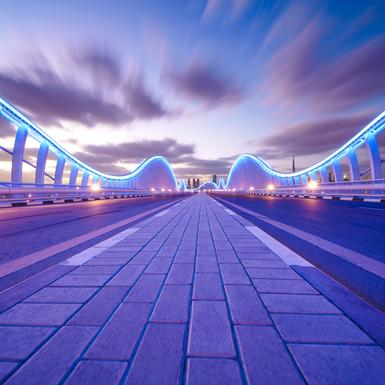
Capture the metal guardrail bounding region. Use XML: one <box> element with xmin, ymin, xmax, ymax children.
<box><xmin>211</xmin><ymin>179</ymin><xmax>385</xmax><ymax>201</ymax></box>
<box><xmin>0</xmin><ymin>182</ymin><xmax>185</xmax><ymax>206</ymax></box>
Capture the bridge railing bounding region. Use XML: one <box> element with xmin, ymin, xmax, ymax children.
<box><xmin>216</xmin><ymin>179</ymin><xmax>385</xmax><ymax>200</ymax></box>
<box><xmin>0</xmin><ymin>182</ymin><xmax>183</xmax><ymax>206</ymax></box>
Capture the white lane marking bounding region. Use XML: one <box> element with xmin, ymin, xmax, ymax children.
<box><xmin>340</xmin><ymin>197</ymin><xmax>353</xmax><ymax>201</ymax></box>
<box><xmin>65</xmin><ymin>228</ymin><xmax>139</xmax><ymax>265</ymax></box>
<box><xmin>0</xmin><ymin>200</ymin><xmax>180</xmax><ymax>278</ymax></box>
<box><xmin>216</xmin><ymin>197</ymin><xmax>385</xmax><ymax>280</ymax></box>
<box><xmin>224</xmin><ymin>208</ymin><xmax>237</xmax><ymax>216</ymax></box>
<box><xmin>154</xmin><ymin>209</ymin><xmax>170</xmax><ymax>217</ymax></box>
<box><xmin>323</xmin><ymin>196</ymin><xmax>333</xmax><ymax>199</ymax></box>
<box><xmin>245</xmin><ymin>226</ymin><xmax>312</xmax><ymax>267</ymax></box>
<box><xmin>359</xmin><ymin>207</ymin><xmax>385</xmax><ymax>211</ymax></box>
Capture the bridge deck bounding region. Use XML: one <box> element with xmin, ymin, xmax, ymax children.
<box><xmin>0</xmin><ymin>194</ymin><xmax>384</xmax><ymax>384</ymax></box>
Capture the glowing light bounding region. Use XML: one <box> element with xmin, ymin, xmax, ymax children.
<box><xmin>168</xmin><ymin>189</ymin><xmax>172</xmax><ymax>192</ymax></box>
<box><xmin>267</xmin><ymin>184</ymin><xmax>275</xmax><ymax>191</ymax></box>
<box><xmin>249</xmin><ymin>186</ymin><xmax>254</xmax><ymax>191</ymax></box>
<box><xmin>307</xmin><ymin>180</ymin><xmax>318</xmax><ymax>189</ymax></box>
<box><xmin>151</xmin><ymin>188</ymin><xmax>155</xmax><ymax>192</ymax></box>
<box><xmin>91</xmin><ymin>184</ymin><xmax>100</xmax><ymax>191</ymax></box>
<box><xmin>161</xmin><ymin>188</ymin><xmax>165</xmax><ymax>192</ymax></box>
<box><xmin>232</xmin><ymin>188</ymin><xmax>236</xmax><ymax>192</ymax></box>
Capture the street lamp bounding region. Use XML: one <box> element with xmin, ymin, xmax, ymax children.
<box><xmin>307</xmin><ymin>180</ymin><xmax>318</xmax><ymax>190</ymax></box>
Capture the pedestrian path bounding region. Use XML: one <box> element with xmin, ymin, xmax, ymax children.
<box><xmin>0</xmin><ymin>194</ymin><xmax>384</xmax><ymax>385</ymax></box>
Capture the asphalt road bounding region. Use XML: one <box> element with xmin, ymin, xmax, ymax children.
<box><xmin>0</xmin><ymin>195</ymin><xmax>186</xmax><ymax>290</ymax></box>
<box><xmin>212</xmin><ymin>193</ymin><xmax>385</xmax><ymax>312</ymax></box>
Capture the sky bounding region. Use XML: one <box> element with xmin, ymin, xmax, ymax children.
<box><xmin>1</xmin><ymin>0</ymin><xmax>385</xmax><ymax>181</ymax></box>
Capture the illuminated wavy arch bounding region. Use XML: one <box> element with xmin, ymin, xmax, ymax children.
<box><xmin>0</xmin><ymin>97</ymin><xmax>177</xmax><ymax>190</ymax></box>
<box><xmin>226</xmin><ymin>111</ymin><xmax>385</xmax><ymax>190</ymax></box>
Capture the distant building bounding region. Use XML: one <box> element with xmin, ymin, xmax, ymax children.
<box><xmin>292</xmin><ymin>156</ymin><xmax>296</xmax><ymax>173</ymax></box>
<box><xmin>197</xmin><ymin>178</ymin><xmax>200</xmax><ymax>188</ymax></box>
<box><xmin>212</xmin><ymin>174</ymin><xmax>217</xmax><ymax>184</ymax></box>
<box><xmin>187</xmin><ymin>178</ymin><xmax>191</xmax><ymax>188</ymax></box>
<box><xmin>192</xmin><ymin>178</ymin><xmax>196</xmax><ymax>188</ymax></box>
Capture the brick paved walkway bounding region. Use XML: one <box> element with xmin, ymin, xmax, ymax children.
<box><xmin>0</xmin><ymin>194</ymin><xmax>385</xmax><ymax>384</ymax></box>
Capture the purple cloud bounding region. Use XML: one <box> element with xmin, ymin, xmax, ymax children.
<box><xmin>74</xmin><ymin>137</ymin><xmax>233</xmax><ymax>177</ymax></box>
<box><xmin>252</xmin><ymin>113</ymin><xmax>375</xmax><ymax>159</ymax></box>
<box><xmin>125</xmin><ymin>76</ymin><xmax>168</xmax><ymax>119</ymax></box>
<box><xmin>0</xmin><ymin>46</ymin><xmax>171</xmax><ymax>127</ymax></box>
<box><xmin>262</xmin><ymin>15</ymin><xmax>385</xmax><ymax>114</ymax></box>
<box><xmin>164</xmin><ymin>62</ymin><xmax>244</xmax><ymax>107</ymax></box>
<box><xmin>75</xmin><ymin>47</ymin><xmax>121</xmax><ymax>86</ymax></box>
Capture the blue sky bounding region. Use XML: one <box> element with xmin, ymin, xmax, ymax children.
<box><xmin>1</xmin><ymin>0</ymin><xmax>385</xmax><ymax>180</ymax></box>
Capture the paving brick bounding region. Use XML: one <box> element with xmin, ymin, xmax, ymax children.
<box><xmin>0</xmin><ymin>265</ymin><xmax>75</xmax><ymax>313</ymax></box>
<box><xmin>0</xmin><ymin>326</ymin><xmax>54</xmax><ymax>360</ymax></box>
<box><xmin>289</xmin><ymin>344</ymin><xmax>385</xmax><ymax>385</ymax></box>
<box><xmin>156</xmin><ymin>247</ymin><xmax>177</xmax><ymax>257</ymax></box>
<box><xmin>125</xmin><ymin>274</ymin><xmax>165</xmax><ymax>303</ymax></box>
<box><xmin>236</xmin><ymin>325</ymin><xmax>304</xmax><ymax>385</ymax></box>
<box><xmin>69</xmin><ymin>287</ymin><xmax>128</xmax><ymax>326</ymax></box>
<box><xmin>0</xmin><ymin>362</ymin><xmax>17</xmax><ymax>382</ymax></box>
<box><xmin>247</xmin><ymin>268</ymin><xmax>300</xmax><ymax>280</ymax></box>
<box><xmin>151</xmin><ymin>284</ymin><xmax>190</xmax><ymax>323</ymax></box>
<box><xmin>84</xmin><ymin>257</ymin><xmax>131</xmax><ymax>265</ymax></box>
<box><xmin>261</xmin><ymin>294</ymin><xmax>341</xmax><ymax>314</ymax></box>
<box><xmin>86</xmin><ymin>302</ymin><xmax>151</xmax><ymax>360</ymax></box>
<box><xmin>186</xmin><ymin>358</ymin><xmax>242</xmax><ymax>385</ymax></box>
<box><xmin>5</xmin><ymin>326</ymin><xmax>97</xmax><ymax>385</ymax></box>
<box><xmin>124</xmin><ymin>323</ymin><xmax>185</xmax><ymax>385</ymax></box>
<box><xmin>25</xmin><ymin>287</ymin><xmax>98</xmax><ymax>303</ymax></box>
<box><xmin>174</xmin><ymin>250</ymin><xmax>196</xmax><ymax>263</ymax></box>
<box><xmin>216</xmin><ymin>250</ymin><xmax>238</xmax><ymax>263</ymax></box>
<box><xmin>145</xmin><ymin>258</ymin><xmax>172</xmax><ymax>274</ymax></box>
<box><xmin>130</xmin><ymin>251</ymin><xmax>155</xmax><ymax>264</ymax></box>
<box><xmin>242</xmin><ymin>259</ymin><xmax>288</xmax><ymax>268</ymax></box>
<box><xmin>188</xmin><ymin>301</ymin><xmax>235</xmax><ymax>357</ymax></box>
<box><xmin>225</xmin><ymin>285</ymin><xmax>271</xmax><ymax>325</ymax></box>
<box><xmin>51</xmin><ymin>274</ymin><xmax>111</xmax><ymax>287</ymax></box>
<box><xmin>195</xmin><ymin>258</ymin><xmax>219</xmax><ymax>273</ymax></box>
<box><xmin>107</xmin><ymin>264</ymin><xmax>145</xmax><ymax>286</ymax></box>
<box><xmin>65</xmin><ymin>360</ymin><xmax>126</xmax><ymax>385</ymax></box>
<box><xmin>220</xmin><ymin>264</ymin><xmax>250</xmax><ymax>284</ymax></box>
<box><xmin>70</xmin><ymin>265</ymin><xmax>120</xmax><ymax>275</ymax></box>
<box><xmin>166</xmin><ymin>263</ymin><xmax>194</xmax><ymax>284</ymax></box>
<box><xmin>0</xmin><ymin>303</ymin><xmax>80</xmax><ymax>326</ymax></box>
<box><xmin>252</xmin><ymin>278</ymin><xmax>318</xmax><ymax>294</ymax></box>
<box><xmin>273</xmin><ymin>314</ymin><xmax>373</xmax><ymax>344</ymax></box>
<box><xmin>238</xmin><ymin>252</ymin><xmax>279</xmax><ymax>260</ymax></box>
<box><xmin>193</xmin><ymin>273</ymin><xmax>224</xmax><ymax>300</ymax></box>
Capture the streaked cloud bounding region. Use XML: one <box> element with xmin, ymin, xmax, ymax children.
<box><xmin>164</xmin><ymin>61</ymin><xmax>245</xmax><ymax>108</ymax></box>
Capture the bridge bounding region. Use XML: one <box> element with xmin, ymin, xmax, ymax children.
<box><xmin>1</xmin><ymin>97</ymin><xmax>385</xmax><ymax>384</ymax></box>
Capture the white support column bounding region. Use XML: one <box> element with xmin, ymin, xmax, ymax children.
<box><xmin>347</xmin><ymin>148</ymin><xmax>360</xmax><ymax>181</ymax></box>
<box><xmin>69</xmin><ymin>165</ymin><xmax>79</xmax><ymax>187</ymax></box>
<box><xmin>300</xmin><ymin>175</ymin><xmax>307</xmax><ymax>185</ymax></box>
<box><xmin>366</xmin><ymin>134</ymin><xmax>382</xmax><ymax>180</ymax></box>
<box><xmin>332</xmin><ymin>160</ymin><xmax>343</xmax><ymax>182</ymax></box>
<box><xmin>319</xmin><ymin>167</ymin><xmax>329</xmax><ymax>183</ymax></box>
<box><xmin>11</xmin><ymin>124</ymin><xmax>28</xmax><ymax>184</ymax></box>
<box><xmin>309</xmin><ymin>171</ymin><xmax>317</xmax><ymax>181</ymax></box>
<box><xmin>55</xmin><ymin>155</ymin><xmax>65</xmax><ymax>186</ymax></box>
<box><xmin>35</xmin><ymin>142</ymin><xmax>49</xmax><ymax>185</ymax></box>
<box><xmin>294</xmin><ymin>176</ymin><xmax>301</xmax><ymax>185</ymax></box>
<box><xmin>92</xmin><ymin>175</ymin><xmax>99</xmax><ymax>186</ymax></box>
<box><xmin>81</xmin><ymin>172</ymin><xmax>89</xmax><ymax>187</ymax></box>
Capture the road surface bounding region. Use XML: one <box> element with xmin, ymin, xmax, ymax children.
<box><xmin>212</xmin><ymin>193</ymin><xmax>385</xmax><ymax>312</ymax></box>
<box><xmin>0</xmin><ymin>195</ymin><xmax>186</xmax><ymax>290</ymax></box>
